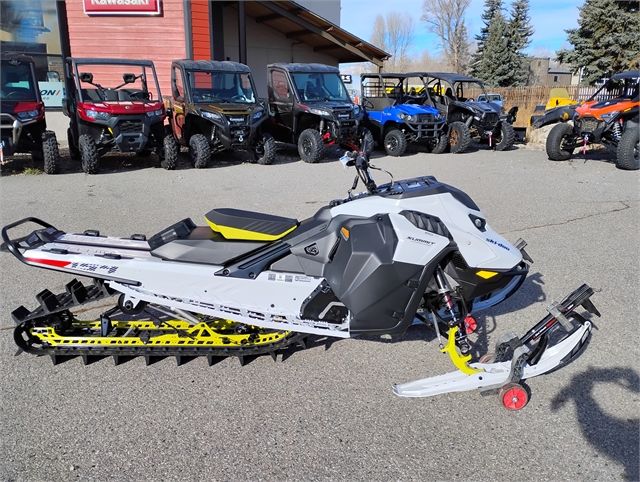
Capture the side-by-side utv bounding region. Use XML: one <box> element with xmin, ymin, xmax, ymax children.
<box><xmin>163</xmin><ymin>60</ymin><xmax>276</xmax><ymax>168</ymax></box>
<box><xmin>1</xmin><ymin>53</ymin><xmax>59</xmax><ymax>173</ymax></box>
<box><xmin>266</xmin><ymin>63</ymin><xmax>367</xmax><ymax>162</ymax></box>
<box><xmin>63</xmin><ymin>58</ymin><xmax>168</xmax><ymax>174</ymax></box>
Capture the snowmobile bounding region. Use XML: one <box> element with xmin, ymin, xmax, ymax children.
<box><xmin>2</xmin><ymin>139</ymin><xmax>599</xmax><ymax>410</ymax></box>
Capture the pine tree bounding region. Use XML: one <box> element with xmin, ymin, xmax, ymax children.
<box><xmin>470</xmin><ymin>0</ymin><xmax>503</xmax><ymax>78</ymax></box>
<box><xmin>505</xmin><ymin>0</ymin><xmax>534</xmax><ymax>85</ymax></box>
<box><xmin>479</xmin><ymin>10</ymin><xmax>513</xmax><ymax>86</ymax></box>
<box><xmin>557</xmin><ymin>0</ymin><xmax>640</xmax><ymax>85</ymax></box>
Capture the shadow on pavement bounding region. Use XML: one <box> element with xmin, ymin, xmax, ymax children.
<box><xmin>551</xmin><ymin>367</ymin><xmax>640</xmax><ymax>481</ymax></box>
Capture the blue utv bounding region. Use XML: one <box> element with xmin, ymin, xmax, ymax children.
<box><xmin>360</xmin><ymin>73</ymin><xmax>446</xmax><ymax>157</ymax></box>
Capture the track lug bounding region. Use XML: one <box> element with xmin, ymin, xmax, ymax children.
<box><xmin>11</xmin><ymin>306</ymin><xmax>31</xmax><ymax>324</ymax></box>
<box><xmin>65</xmin><ymin>279</ymin><xmax>88</xmax><ymax>304</ymax></box>
<box><xmin>175</xmin><ymin>355</ymin><xmax>196</xmax><ymax>366</ymax></box>
<box><xmin>269</xmin><ymin>350</ymin><xmax>278</xmax><ymax>362</ymax></box>
<box><xmin>36</xmin><ymin>289</ymin><xmax>59</xmax><ymax>313</ymax></box>
<box><xmin>112</xmin><ymin>354</ymin><xmax>135</xmax><ymax>366</ymax></box>
<box><xmin>144</xmin><ymin>355</ymin><xmax>164</xmax><ymax>366</ymax></box>
<box><xmin>297</xmin><ymin>337</ymin><xmax>307</xmax><ymax>349</ymax></box>
<box><xmin>207</xmin><ymin>355</ymin><xmax>224</xmax><ymax>366</ymax></box>
<box><xmin>238</xmin><ymin>355</ymin><xmax>246</xmax><ymax>366</ymax></box>
<box><xmin>81</xmin><ymin>354</ymin><xmax>105</xmax><ymax>366</ymax></box>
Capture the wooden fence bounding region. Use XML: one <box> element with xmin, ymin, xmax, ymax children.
<box><xmin>464</xmin><ymin>85</ymin><xmax>602</xmax><ymax>129</ymax></box>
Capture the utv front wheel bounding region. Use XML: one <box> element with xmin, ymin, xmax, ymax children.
<box><xmin>79</xmin><ymin>134</ymin><xmax>99</xmax><ymax>174</ymax></box>
<box><xmin>42</xmin><ymin>131</ymin><xmax>60</xmax><ymax>174</ymax></box>
<box><xmin>431</xmin><ymin>133</ymin><xmax>449</xmax><ymax>154</ymax></box>
<box><xmin>254</xmin><ymin>133</ymin><xmax>277</xmax><ymax>165</ymax></box>
<box><xmin>616</xmin><ymin>126</ymin><xmax>639</xmax><ymax>170</ymax></box>
<box><xmin>384</xmin><ymin>129</ymin><xmax>407</xmax><ymax>156</ymax></box>
<box><xmin>494</xmin><ymin>123</ymin><xmax>515</xmax><ymax>151</ymax></box>
<box><xmin>189</xmin><ymin>134</ymin><xmax>211</xmax><ymax>169</ymax></box>
<box><xmin>546</xmin><ymin>123</ymin><xmax>575</xmax><ymax>161</ymax></box>
<box><xmin>161</xmin><ymin>134</ymin><xmax>179</xmax><ymax>170</ymax></box>
<box><xmin>298</xmin><ymin>128</ymin><xmax>325</xmax><ymax>163</ymax></box>
<box><xmin>448</xmin><ymin>121</ymin><xmax>471</xmax><ymax>154</ymax></box>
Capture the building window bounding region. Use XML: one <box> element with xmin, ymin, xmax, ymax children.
<box><xmin>1</xmin><ymin>0</ymin><xmax>64</xmax><ymax>108</ymax></box>
<box><xmin>553</xmin><ymin>75</ymin><xmax>559</xmax><ymax>83</ymax></box>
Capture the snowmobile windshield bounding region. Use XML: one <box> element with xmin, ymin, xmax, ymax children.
<box><xmin>291</xmin><ymin>72</ymin><xmax>350</xmax><ymax>102</ymax></box>
<box><xmin>186</xmin><ymin>70</ymin><xmax>256</xmax><ymax>104</ymax></box>
<box><xmin>76</xmin><ymin>64</ymin><xmax>159</xmax><ymax>103</ymax></box>
<box><xmin>1</xmin><ymin>61</ymin><xmax>37</xmax><ymax>101</ymax></box>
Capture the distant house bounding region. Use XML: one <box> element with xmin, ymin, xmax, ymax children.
<box><xmin>527</xmin><ymin>57</ymin><xmax>575</xmax><ymax>86</ymax></box>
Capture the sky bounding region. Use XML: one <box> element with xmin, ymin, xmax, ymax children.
<box><xmin>340</xmin><ymin>0</ymin><xmax>583</xmax><ymax>58</ymax></box>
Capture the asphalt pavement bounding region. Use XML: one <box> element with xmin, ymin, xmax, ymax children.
<box><xmin>1</xmin><ymin>144</ymin><xmax>638</xmax><ymax>481</ymax></box>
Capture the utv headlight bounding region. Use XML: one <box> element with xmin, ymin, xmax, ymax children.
<box><xmin>16</xmin><ymin>110</ymin><xmax>40</xmax><ymax>120</ymax></box>
<box><xmin>399</xmin><ymin>113</ymin><xmax>417</xmax><ymax>122</ymax></box>
<box><xmin>353</xmin><ymin>104</ymin><xmax>361</xmax><ymax>116</ymax></box>
<box><xmin>309</xmin><ymin>108</ymin><xmax>332</xmax><ymax>117</ymax></box>
<box><xmin>85</xmin><ymin>109</ymin><xmax>111</xmax><ymax>121</ymax></box>
<box><xmin>146</xmin><ymin>108</ymin><xmax>164</xmax><ymax>117</ymax></box>
<box><xmin>202</xmin><ymin>110</ymin><xmax>223</xmax><ymax>122</ymax></box>
<box><xmin>252</xmin><ymin>109</ymin><xmax>264</xmax><ymax>121</ymax></box>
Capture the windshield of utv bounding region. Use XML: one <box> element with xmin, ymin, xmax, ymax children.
<box><xmin>427</xmin><ymin>79</ymin><xmax>486</xmax><ymax>103</ymax></box>
<box><xmin>1</xmin><ymin>61</ymin><xmax>37</xmax><ymax>101</ymax></box>
<box><xmin>186</xmin><ymin>70</ymin><xmax>256</xmax><ymax>104</ymax></box>
<box><xmin>590</xmin><ymin>77</ymin><xmax>639</xmax><ymax>102</ymax></box>
<box><xmin>291</xmin><ymin>72</ymin><xmax>350</xmax><ymax>102</ymax></box>
<box><xmin>77</xmin><ymin>64</ymin><xmax>159</xmax><ymax>103</ymax></box>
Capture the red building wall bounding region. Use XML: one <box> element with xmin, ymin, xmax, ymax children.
<box><xmin>65</xmin><ymin>0</ymin><xmax>187</xmax><ymax>96</ymax></box>
<box><xmin>191</xmin><ymin>0</ymin><xmax>211</xmax><ymax>60</ymax></box>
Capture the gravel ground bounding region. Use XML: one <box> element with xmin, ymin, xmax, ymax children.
<box><xmin>0</xmin><ymin>144</ymin><xmax>638</xmax><ymax>481</ymax></box>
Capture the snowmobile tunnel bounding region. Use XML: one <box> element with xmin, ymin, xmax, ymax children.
<box><xmin>205</xmin><ymin>208</ymin><xmax>299</xmax><ymax>242</ymax></box>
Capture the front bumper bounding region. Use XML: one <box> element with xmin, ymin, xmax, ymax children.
<box><xmin>1</xmin><ymin>114</ymin><xmax>42</xmax><ymax>155</ymax></box>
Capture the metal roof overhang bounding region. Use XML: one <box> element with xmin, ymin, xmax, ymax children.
<box><xmin>240</xmin><ymin>1</ymin><xmax>390</xmax><ymax>67</ymax></box>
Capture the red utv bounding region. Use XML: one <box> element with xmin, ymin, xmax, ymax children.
<box><xmin>1</xmin><ymin>53</ymin><xmax>60</xmax><ymax>174</ymax></box>
<box><xmin>63</xmin><ymin>58</ymin><xmax>169</xmax><ymax>174</ymax></box>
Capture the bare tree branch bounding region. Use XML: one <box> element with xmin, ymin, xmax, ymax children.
<box><xmin>421</xmin><ymin>0</ymin><xmax>471</xmax><ymax>72</ymax></box>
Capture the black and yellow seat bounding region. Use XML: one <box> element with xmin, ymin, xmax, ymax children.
<box><xmin>205</xmin><ymin>208</ymin><xmax>298</xmax><ymax>242</ymax></box>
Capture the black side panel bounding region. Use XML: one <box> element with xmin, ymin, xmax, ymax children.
<box><xmin>322</xmin><ymin>214</ymin><xmax>424</xmax><ymax>334</ymax></box>
<box><xmin>300</xmin><ymin>280</ymin><xmax>348</xmax><ymax>323</ymax></box>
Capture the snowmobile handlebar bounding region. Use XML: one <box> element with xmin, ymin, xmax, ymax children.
<box><xmin>339</xmin><ymin>150</ymin><xmax>377</xmax><ymax>194</ymax></box>
<box><xmin>1</xmin><ymin>217</ymin><xmax>56</xmax><ymax>264</ymax></box>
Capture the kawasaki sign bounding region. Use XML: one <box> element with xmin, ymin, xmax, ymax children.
<box><xmin>83</xmin><ymin>0</ymin><xmax>161</xmax><ymax>16</ymax></box>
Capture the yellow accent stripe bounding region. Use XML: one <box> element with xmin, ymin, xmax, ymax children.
<box><xmin>440</xmin><ymin>326</ymin><xmax>482</xmax><ymax>375</ymax></box>
<box><xmin>205</xmin><ymin>218</ymin><xmax>296</xmax><ymax>241</ymax></box>
<box><xmin>32</xmin><ymin>320</ymin><xmax>290</xmax><ymax>348</ymax></box>
<box><xmin>476</xmin><ymin>270</ymin><xmax>498</xmax><ymax>279</ymax></box>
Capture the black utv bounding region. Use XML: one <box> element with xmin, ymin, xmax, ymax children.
<box><xmin>164</xmin><ymin>60</ymin><xmax>276</xmax><ymax>168</ymax></box>
<box><xmin>266</xmin><ymin>63</ymin><xmax>367</xmax><ymax>162</ymax></box>
<box><xmin>63</xmin><ymin>58</ymin><xmax>168</xmax><ymax>174</ymax></box>
<box><xmin>418</xmin><ymin>72</ymin><xmax>518</xmax><ymax>152</ymax></box>
<box><xmin>1</xmin><ymin>53</ymin><xmax>60</xmax><ymax>173</ymax></box>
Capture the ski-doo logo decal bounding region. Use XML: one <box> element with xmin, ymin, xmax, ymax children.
<box><xmin>304</xmin><ymin>243</ymin><xmax>319</xmax><ymax>256</ymax></box>
<box><xmin>407</xmin><ymin>236</ymin><xmax>435</xmax><ymax>246</ymax></box>
<box><xmin>69</xmin><ymin>262</ymin><xmax>119</xmax><ymax>274</ymax></box>
<box><xmin>486</xmin><ymin>238</ymin><xmax>511</xmax><ymax>251</ymax></box>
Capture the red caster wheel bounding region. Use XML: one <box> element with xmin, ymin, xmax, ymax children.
<box><xmin>499</xmin><ymin>383</ymin><xmax>529</xmax><ymax>411</ymax></box>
